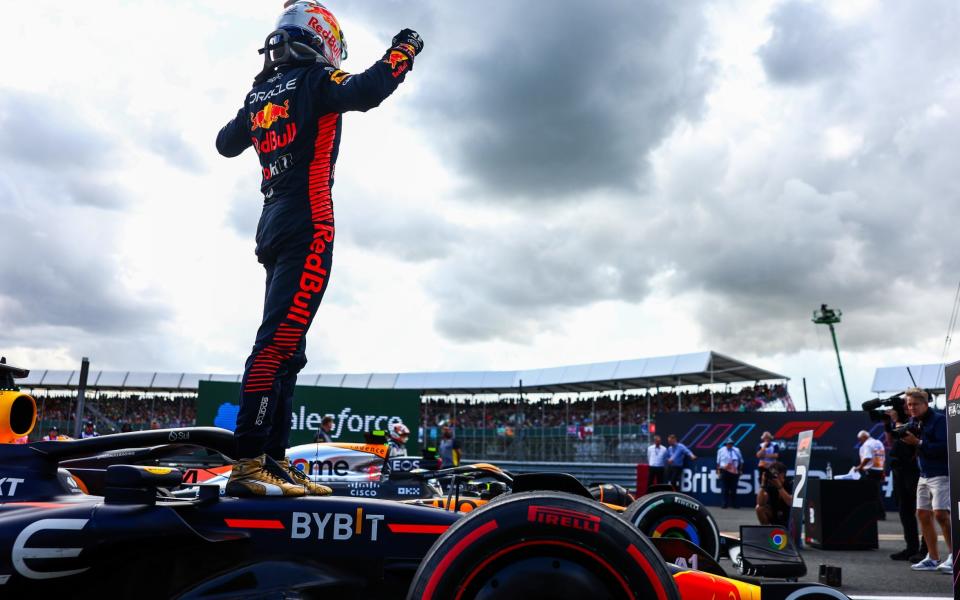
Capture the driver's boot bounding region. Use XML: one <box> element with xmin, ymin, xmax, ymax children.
<box><xmin>226</xmin><ymin>455</ymin><xmax>306</xmax><ymax>497</ymax></box>
<box><xmin>276</xmin><ymin>457</ymin><xmax>333</xmax><ymax>496</ymax></box>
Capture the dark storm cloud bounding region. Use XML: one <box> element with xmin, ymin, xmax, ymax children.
<box><xmin>429</xmin><ymin>213</ymin><xmax>659</xmax><ymax>341</ymax></box>
<box><xmin>346</xmin><ymin>1</ymin><xmax>712</xmax><ymax>200</ymax></box>
<box><xmin>757</xmin><ymin>1</ymin><xmax>863</xmax><ymax>85</ymax></box>
<box><xmin>419</xmin><ymin>1</ymin><xmax>960</xmax><ymax>352</ymax></box>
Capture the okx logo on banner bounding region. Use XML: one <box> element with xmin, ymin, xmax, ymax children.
<box><xmin>197</xmin><ymin>381</ymin><xmax>421</xmax><ymax>454</ymax></box>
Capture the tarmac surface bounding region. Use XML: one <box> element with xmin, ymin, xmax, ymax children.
<box><xmin>711</xmin><ymin>507</ymin><xmax>953</xmax><ymax>598</ymax></box>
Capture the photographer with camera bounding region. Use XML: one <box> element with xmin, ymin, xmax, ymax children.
<box><xmin>898</xmin><ymin>388</ymin><xmax>952</xmax><ymax>573</ymax></box>
<box><xmin>884</xmin><ymin>401</ymin><xmax>924</xmax><ymax>561</ymax></box>
<box><xmin>756</xmin><ymin>461</ymin><xmax>793</xmax><ymax>527</ymax></box>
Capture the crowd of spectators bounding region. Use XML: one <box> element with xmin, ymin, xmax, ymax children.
<box><xmin>25</xmin><ymin>384</ymin><xmax>790</xmax><ymax>439</ymax></box>
<box><xmin>31</xmin><ymin>392</ymin><xmax>197</xmax><ymax>434</ymax></box>
<box><xmin>423</xmin><ymin>384</ymin><xmax>791</xmax><ymax>435</ymax></box>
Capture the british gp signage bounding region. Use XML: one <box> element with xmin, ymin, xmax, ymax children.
<box><xmin>197</xmin><ymin>381</ymin><xmax>421</xmax><ymax>454</ymax></box>
<box><xmin>656</xmin><ymin>411</ymin><xmax>894</xmax><ymax>508</ymax></box>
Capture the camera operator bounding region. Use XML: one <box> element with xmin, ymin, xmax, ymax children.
<box><xmin>884</xmin><ymin>402</ymin><xmax>923</xmax><ymax>561</ymax></box>
<box><xmin>756</xmin><ymin>461</ymin><xmax>793</xmax><ymax>527</ymax></box>
<box><xmin>900</xmin><ymin>388</ymin><xmax>952</xmax><ymax>573</ymax></box>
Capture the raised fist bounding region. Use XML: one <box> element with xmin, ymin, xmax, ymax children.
<box><xmin>392</xmin><ymin>29</ymin><xmax>424</xmax><ymax>56</ymax></box>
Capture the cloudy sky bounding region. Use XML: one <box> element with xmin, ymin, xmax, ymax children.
<box><xmin>1</xmin><ymin>0</ymin><xmax>957</xmax><ymax>409</ymax></box>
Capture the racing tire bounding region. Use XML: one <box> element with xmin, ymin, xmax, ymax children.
<box><xmin>622</xmin><ymin>491</ymin><xmax>721</xmax><ymax>561</ymax></box>
<box><xmin>406</xmin><ymin>491</ymin><xmax>681</xmax><ymax>600</ymax></box>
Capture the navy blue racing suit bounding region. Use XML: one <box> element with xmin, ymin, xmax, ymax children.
<box><xmin>216</xmin><ymin>49</ymin><xmax>414</xmax><ymax>460</ymax></box>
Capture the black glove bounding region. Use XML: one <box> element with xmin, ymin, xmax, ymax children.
<box><xmin>392</xmin><ymin>29</ymin><xmax>424</xmax><ymax>57</ymax></box>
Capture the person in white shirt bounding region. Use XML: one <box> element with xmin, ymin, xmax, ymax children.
<box><xmin>647</xmin><ymin>435</ymin><xmax>668</xmax><ymax>488</ymax></box>
<box><xmin>756</xmin><ymin>431</ymin><xmax>779</xmax><ymax>481</ymax></box>
<box><xmin>857</xmin><ymin>430</ymin><xmax>886</xmax><ymax>520</ymax></box>
<box><xmin>716</xmin><ymin>439</ymin><xmax>744</xmax><ymax>509</ymax></box>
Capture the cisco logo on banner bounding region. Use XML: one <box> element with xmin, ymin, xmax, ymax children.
<box><xmin>678</xmin><ymin>421</ymin><xmax>835</xmax><ymax>450</ymax></box>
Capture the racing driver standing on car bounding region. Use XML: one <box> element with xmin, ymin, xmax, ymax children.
<box><xmin>216</xmin><ymin>1</ymin><xmax>423</xmax><ymax>497</ymax></box>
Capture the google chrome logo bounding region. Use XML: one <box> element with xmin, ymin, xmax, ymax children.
<box><xmin>769</xmin><ymin>528</ymin><xmax>788</xmax><ymax>550</ymax></box>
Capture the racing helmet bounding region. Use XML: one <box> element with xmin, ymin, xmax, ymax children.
<box><xmin>275</xmin><ymin>1</ymin><xmax>348</xmax><ymax>69</ymax></box>
<box><xmin>389</xmin><ymin>422</ymin><xmax>410</xmax><ymax>443</ymax></box>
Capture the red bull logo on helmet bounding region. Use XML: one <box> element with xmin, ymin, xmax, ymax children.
<box><xmin>307</xmin><ymin>16</ymin><xmax>344</xmax><ymax>63</ymax></box>
<box><xmin>250</xmin><ymin>100</ymin><xmax>291</xmax><ymax>132</ymax></box>
<box><xmin>305</xmin><ymin>4</ymin><xmax>341</xmax><ymax>36</ymax></box>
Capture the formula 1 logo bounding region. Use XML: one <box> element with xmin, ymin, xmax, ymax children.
<box><xmin>251</xmin><ymin>100</ymin><xmax>291</xmax><ymax>131</ymax></box>
<box><xmin>949</xmin><ymin>375</ymin><xmax>960</xmax><ymax>401</ymax></box>
<box><xmin>773</xmin><ymin>421</ymin><xmax>834</xmax><ymax>439</ymax></box>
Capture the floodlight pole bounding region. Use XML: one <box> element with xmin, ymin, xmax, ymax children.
<box><xmin>73</xmin><ymin>357</ymin><xmax>90</xmax><ymax>438</ymax></box>
<box><xmin>812</xmin><ymin>304</ymin><xmax>851</xmax><ymax>411</ymax></box>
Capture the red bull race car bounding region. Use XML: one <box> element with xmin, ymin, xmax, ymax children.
<box><xmin>0</xmin><ymin>361</ymin><xmax>848</xmax><ymax>599</ymax></box>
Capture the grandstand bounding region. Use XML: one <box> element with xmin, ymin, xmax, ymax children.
<box><xmin>22</xmin><ymin>351</ymin><xmax>789</xmax><ymax>461</ymax></box>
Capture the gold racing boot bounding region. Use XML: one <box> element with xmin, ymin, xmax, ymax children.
<box><xmin>278</xmin><ymin>457</ymin><xmax>333</xmax><ymax>496</ymax></box>
<box><xmin>226</xmin><ymin>455</ymin><xmax>306</xmax><ymax>497</ymax></box>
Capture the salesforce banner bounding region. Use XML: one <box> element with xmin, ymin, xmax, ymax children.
<box><xmin>655</xmin><ymin>411</ymin><xmax>897</xmax><ymax>509</ymax></box>
<box><xmin>197</xmin><ymin>381</ymin><xmax>421</xmax><ymax>454</ymax></box>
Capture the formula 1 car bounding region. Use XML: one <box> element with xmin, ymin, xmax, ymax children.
<box><xmin>0</xmin><ymin>362</ymin><xmax>848</xmax><ymax>599</ymax></box>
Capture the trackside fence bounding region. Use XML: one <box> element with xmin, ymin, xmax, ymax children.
<box><xmin>448</xmin><ymin>425</ymin><xmax>651</xmax><ymax>464</ymax></box>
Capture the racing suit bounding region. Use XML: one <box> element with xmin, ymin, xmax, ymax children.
<box><xmin>216</xmin><ymin>49</ymin><xmax>414</xmax><ymax>460</ymax></box>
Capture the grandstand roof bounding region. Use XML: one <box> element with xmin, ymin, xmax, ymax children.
<box><xmin>871</xmin><ymin>363</ymin><xmax>946</xmax><ymax>394</ymax></box>
<box><xmin>20</xmin><ymin>351</ymin><xmax>787</xmax><ymax>395</ymax></box>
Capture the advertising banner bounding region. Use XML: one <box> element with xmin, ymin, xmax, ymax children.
<box><xmin>197</xmin><ymin>381</ymin><xmax>422</xmax><ymax>454</ymax></box>
<box><xmin>944</xmin><ymin>360</ymin><xmax>960</xmax><ymax>600</ymax></box>
<box><xmin>655</xmin><ymin>411</ymin><xmax>896</xmax><ymax>508</ymax></box>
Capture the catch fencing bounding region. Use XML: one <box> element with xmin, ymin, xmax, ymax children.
<box><xmin>452</xmin><ymin>425</ymin><xmax>651</xmax><ymax>464</ymax></box>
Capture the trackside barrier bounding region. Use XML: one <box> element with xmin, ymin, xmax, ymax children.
<box><xmin>464</xmin><ymin>459</ymin><xmax>638</xmax><ymax>491</ymax></box>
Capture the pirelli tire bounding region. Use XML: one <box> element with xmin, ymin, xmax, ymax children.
<box><xmin>623</xmin><ymin>491</ymin><xmax>721</xmax><ymax>560</ymax></box>
<box><xmin>406</xmin><ymin>491</ymin><xmax>681</xmax><ymax>600</ymax></box>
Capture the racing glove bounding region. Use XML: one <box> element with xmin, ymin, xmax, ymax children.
<box><xmin>392</xmin><ymin>29</ymin><xmax>424</xmax><ymax>56</ymax></box>
<box><xmin>383</xmin><ymin>29</ymin><xmax>423</xmax><ymax>78</ymax></box>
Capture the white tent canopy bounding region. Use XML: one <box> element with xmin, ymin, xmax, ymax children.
<box><xmin>871</xmin><ymin>363</ymin><xmax>946</xmax><ymax>394</ymax></box>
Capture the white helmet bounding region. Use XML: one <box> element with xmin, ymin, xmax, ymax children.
<box><xmin>277</xmin><ymin>1</ymin><xmax>348</xmax><ymax>69</ymax></box>
<box><xmin>389</xmin><ymin>422</ymin><xmax>410</xmax><ymax>443</ymax></box>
